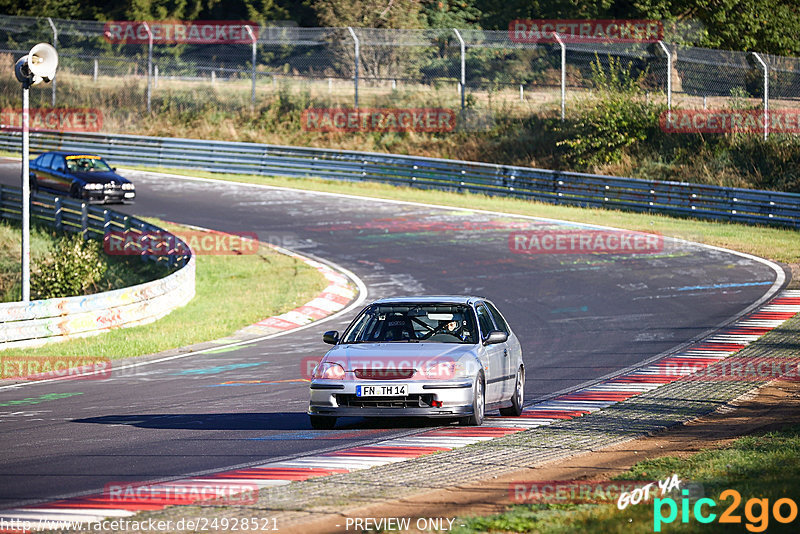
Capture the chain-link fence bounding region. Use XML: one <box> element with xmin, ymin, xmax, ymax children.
<box><xmin>1</xmin><ymin>15</ymin><xmax>798</xmax><ymax>136</ymax></box>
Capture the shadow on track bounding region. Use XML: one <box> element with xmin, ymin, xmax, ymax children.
<box><xmin>74</xmin><ymin>413</ymin><xmax>452</xmax><ymax>431</ymax></box>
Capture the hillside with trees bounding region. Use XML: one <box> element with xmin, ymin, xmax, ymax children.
<box><xmin>2</xmin><ymin>0</ymin><xmax>799</xmax><ymax>55</ymax></box>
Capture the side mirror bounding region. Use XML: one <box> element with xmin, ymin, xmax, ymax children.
<box><xmin>322</xmin><ymin>330</ymin><xmax>340</xmax><ymax>345</ymax></box>
<box><xmin>112</xmin><ymin>167</ymin><xmax>117</xmax><ymax>172</ymax></box>
<box><xmin>484</xmin><ymin>330</ymin><xmax>508</xmax><ymax>345</ymax></box>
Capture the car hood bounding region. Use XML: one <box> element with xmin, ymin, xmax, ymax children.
<box><xmin>73</xmin><ymin>171</ymin><xmax>130</xmax><ymax>184</ymax></box>
<box><xmin>323</xmin><ymin>342</ymin><xmax>478</xmax><ymax>371</ymax></box>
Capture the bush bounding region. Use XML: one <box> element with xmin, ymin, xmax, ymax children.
<box><xmin>31</xmin><ymin>234</ymin><xmax>107</xmax><ymax>299</ymax></box>
<box><xmin>557</xmin><ymin>56</ymin><xmax>666</xmax><ymax>169</ymax></box>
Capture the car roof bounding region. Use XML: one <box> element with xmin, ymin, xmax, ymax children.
<box><xmin>371</xmin><ymin>295</ymin><xmax>486</xmax><ymax>306</ymax></box>
<box><xmin>37</xmin><ymin>151</ymin><xmax>104</xmax><ymax>158</ymax></box>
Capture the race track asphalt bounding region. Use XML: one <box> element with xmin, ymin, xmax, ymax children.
<box><xmin>0</xmin><ymin>162</ymin><xmax>784</xmax><ymax>508</ymax></box>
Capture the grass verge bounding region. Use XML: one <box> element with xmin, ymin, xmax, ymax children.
<box><xmin>128</xmin><ymin>166</ymin><xmax>800</xmax><ymax>278</ymax></box>
<box><xmin>452</xmin><ymin>424</ymin><xmax>800</xmax><ymax>533</ymax></box>
<box><xmin>0</xmin><ymin>218</ymin><xmax>328</xmax><ymax>359</ymax></box>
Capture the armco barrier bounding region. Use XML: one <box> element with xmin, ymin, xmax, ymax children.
<box><xmin>1</xmin><ymin>130</ymin><xmax>798</xmax><ymax>228</ymax></box>
<box><xmin>0</xmin><ymin>185</ymin><xmax>194</xmax><ymax>350</ymax></box>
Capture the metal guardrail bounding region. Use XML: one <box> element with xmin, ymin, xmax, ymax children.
<box><xmin>1</xmin><ymin>130</ymin><xmax>799</xmax><ymax>228</ymax></box>
<box><xmin>0</xmin><ymin>184</ymin><xmax>195</xmax><ymax>349</ymax></box>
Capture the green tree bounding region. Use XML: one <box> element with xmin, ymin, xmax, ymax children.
<box><xmin>423</xmin><ymin>0</ymin><xmax>483</xmax><ymax>28</ymax></box>
<box><xmin>313</xmin><ymin>0</ymin><xmax>424</xmax><ymax>28</ymax></box>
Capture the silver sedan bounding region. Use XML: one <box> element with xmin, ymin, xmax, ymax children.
<box><xmin>308</xmin><ymin>296</ymin><xmax>524</xmax><ymax>429</ymax></box>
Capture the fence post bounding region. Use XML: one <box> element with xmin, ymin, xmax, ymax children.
<box><xmin>657</xmin><ymin>41</ymin><xmax>672</xmax><ymax>118</ymax></box>
<box><xmin>47</xmin><ymin>17</ymin><xmax>57</xmax><ymax>106</ymax></box>
<box><xmin>245</xmin><ymin>25</ymin><xmax>257</xmax><ymax>111</ymax></box>
<box><xmin>93</xmin><ymin>58</ymin><xmax>98</xmax><ymax>82</ymax></box>
<box><xmin>142</xmin><ymin>22</ymin><xmax>153</xmax><ymax>113</ymax></box>
<box><xmin>752</xmin><ymin>52</ymin><xmax>769</xmax><ymax>140</ymax></box>
<box><xmin>554</xmin><ymin>33</ymin><xmax>565</xmax><ymax>121</ymax></box>
<box><xmin>453</xmin><ymin>28</ymin><xmax>466</xmax><ymax>111</ymax></box>
<box><xmin>347</xmin><ymin>27</ymin><xmax>359</xmax><ymax>109</ymax></box>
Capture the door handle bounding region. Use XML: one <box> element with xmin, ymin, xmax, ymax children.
<box><xmin>503</xmin><ymin>348</ymin><xmax>508</xmax><ymax>357</ymax></box>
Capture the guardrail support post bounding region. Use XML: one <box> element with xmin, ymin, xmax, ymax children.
<box><xmin>54</xmin><ymin>197</ymin><xmax>62</xmax><ymax>230</ymax></box>
<box><xmin>245</xmin><ymin>25</ymin><xmax>257</xmax><ymax>111</ymax></box>
<box><xmin>554</xmin><ymin>33</ymin><xmax>565</xmax><ymax>121</ymax></box>
<box><xmin>81</xmin><ymin>203</ymin><xmax>88</xmax><ymax>241</ymax></box>
<box><xmin>142</xmin><ymin>22</ymin><xmax>153</xmax><ymax>113</ymax></box>
<box><xmin>752</xmin><ymin>52</ymin><xmax>769</xmax><ymax>140</ymax></box>
<box><xmin>347</xmin><ymin>27</ymin><xmax>359</xmax><ymax>109</ymax></box>
<box><xmin>453</xmin><ymin>28</ymin><xmax>466</xmax><ymax>111</ymax></box>
<box><xmin>47</xmin><ymin>17</ymin><xmax>57</xmax><ymax>106</ymax></box>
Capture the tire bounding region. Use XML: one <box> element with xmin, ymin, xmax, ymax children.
<box><xmin>29</xmin><ymin>177</ymin><xmax>38</xmax><ymax>196</ymax></box>
<box><xmin>500</xmin><ymin>366</ymin><xmax>524</xmax><ymax>416</ymax></box>
<box><xmin>70</xmin><ymin>183</ymin><xmax>82</xmax><ymax>199</ymax></box>
<box><xmin>309</xmin><ymin>415</ymin><xmax>336</xmax><ymax>430</ymax></box>
<box><xmin>460</xmin><ymin>373</ymin><xmax>485</xmax><ymax>426</ymax></box>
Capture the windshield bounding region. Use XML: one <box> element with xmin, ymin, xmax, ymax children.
<box><xmin>342</xmin><ymin>303</ymin><xmax>477</xmax><ymax>344</ymax></box>
<box><xmin>66</xmin><ymin>156</ymin><xmax>112</xmax><ymax>173</ymax></box>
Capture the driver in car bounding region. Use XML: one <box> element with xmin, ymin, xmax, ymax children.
<box><xmin>443</xmin><ymin>317</ymin><xmax>471</xmax><ymax>342</ymax></box>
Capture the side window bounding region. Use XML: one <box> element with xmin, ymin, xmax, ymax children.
<box><xmin>52</xmin><ymin>156</ymin><xmax>66</xmax><ymax>172</ymax></box>
<box><xmin>485</xmin><ymin>302</ymin><xmax>509</xmax><ymax>334</ymax></box>
<box><xmin>39</xmin><ymin>153</ymin><xmax>53</xmax><ymax>168</ymax></box>
<box><xmin>475</xmin><ymin>304</ymin><xmax>496</xmax><ymax>339</ymax></box>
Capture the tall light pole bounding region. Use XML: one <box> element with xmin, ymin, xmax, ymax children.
<box><xmin>14</xmin><ymin>43</ymin><xmax>58</xmax><ymax>302</ymax></box>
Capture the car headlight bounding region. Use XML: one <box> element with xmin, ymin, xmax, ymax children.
<box><xmin>424</xmin><ymin>359</ymin><xmax>473</xmax><ymax>380</ymax></box>
<box><xmin>121</xmin><ymin>183</ymin><xmax>135</xmax><ymax>190</ymax></box>
<box><xmin>84</xmin><ymin>183</ymin><xmax>103</xmax><ymax>190</ymax></box>
<box><xmin>313</xmin><ymin>362</ymin><xmax>346</xmax><ymax>380</ymax></box>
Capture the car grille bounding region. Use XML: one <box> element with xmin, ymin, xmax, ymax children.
<box><xmin>336</xmin><ymin>394</ymin><xmax>434</xmax><ymax>408</ymax></box>
<box><xmin>354</xmin><ymin>368</ymin><xmax>415</xmax><ymax>380</ymax></box>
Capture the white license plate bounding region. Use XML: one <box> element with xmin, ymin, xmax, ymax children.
<box><xmin>356</xmin><ymin>384</ymin><xmax>408</xmax><ymax>397</ymax></box>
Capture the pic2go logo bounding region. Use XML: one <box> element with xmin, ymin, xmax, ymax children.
<box><xmin>654</xmin><ymin>489</ymin><xmax>799</xmax><ymax>532</ymax></box>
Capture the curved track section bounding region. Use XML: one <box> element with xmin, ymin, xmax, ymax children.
<box><xmin>0</xmin><ymin>162</ymin><xmax>785</xmax><ymax>510</ymax></box>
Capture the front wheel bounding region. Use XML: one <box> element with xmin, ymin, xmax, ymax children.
<box><xmin>309</xmin><ymin>415</ymin><xmax>336</xmax><ymax>430</ymax></box>
<box><xmin>460</xmin><ymin>374</ymin><xmax>485</xmax><ymax>426</ymax></box>
<box><xmin>69</xmin><ymin>183</ymin><xmax>82</xmax><ymax>199</ymax></box>
<box><xmin>500</xmin><ymin>366</ymin><xmax>524</xmax><ymax>416</ymax></box>
<box><xmin>29</xmin><ymin>177</ymin><xmax>38</xmax><ymax>196</ymax></box>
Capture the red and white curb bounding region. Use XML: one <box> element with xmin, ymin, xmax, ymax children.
<box><xmin>252</xmin><ymin>248</ymin><xmax>356</xmax><ymax>332</ymax></box>
<box><xmin>484</xmin><ymin>289</ymin><xmax>800</xmax><ymax>428</ymax></box>
<box><xmin>1</xmin><ymin>290</ymin><xmax>798</xmax><ymax>530</ymax></box>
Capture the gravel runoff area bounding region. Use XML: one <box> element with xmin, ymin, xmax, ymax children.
<box><xmin>51</xmin><ymin>292</ymin><xmax>800</xmax><ymax>534</ymax></box>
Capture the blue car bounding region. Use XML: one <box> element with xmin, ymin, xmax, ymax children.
<box><xmin>29</xmin><ymin>152</ymin><xmax>135</xmax><ymax>203</ymax></box>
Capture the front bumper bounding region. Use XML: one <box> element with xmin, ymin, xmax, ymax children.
<box><xmin>84</xmin><ymin>189</ymin><xmax>135</xmax><ymax>204</ymax></box>
<box><xmin>308</xmin><ymin>379</ymin><xmax>474</xmax><ymax>418</ymax></box>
